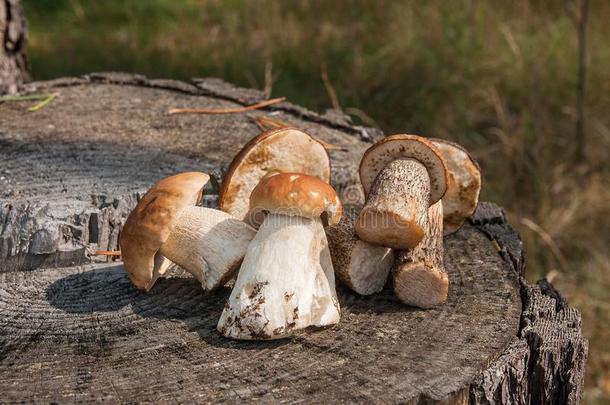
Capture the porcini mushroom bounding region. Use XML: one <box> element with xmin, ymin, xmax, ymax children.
<box><xmin>219</xmin><ymin>127</ymin><xmax>330</xmax><ymax>221</ymax></box>
<box><xmin>217</xmin><ymin>172</ymin><xmax>342</xmax><ymax>340</ymax></box>
<box><xmin>120</xmin><ymin>172</ymin><xmax>256</xmax><ymax>291</ymax></box>
<box><xmin>355</xmin><ymin>135</ymin><xmax>448</xmax><ymax>249</ymax></box>
<box><xmin>393</xmin><ymin>200</ymin><xmax>448</xmax><ymax>308</ymax></box>
<box><xmin>326</xmin><ymin>205</ymin><xmax>394</xmax><ymax>295</ymax></box>
<box><xmin>429</xmin><ymin>138</ymin><xmax>482</xmax><ymax>235</ymax></box>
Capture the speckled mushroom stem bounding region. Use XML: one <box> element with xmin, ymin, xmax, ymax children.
<box><xmin>356</xmin><ymin>158</ymin><xmax>431</xmax><ymax>249</ymax></box>
<box><xmin>326</xmin><ymin>206</ymin><xmax>394</xmax><ymax>295</ymax></box>
<box><xmin>393</xmin><ymin>200</ymin><xmax>447</xmax><ymax>308</ymax></box>
<box><xmin>159</xmin><ymin>206</ymin><xmax>256</xmax><ymax>290</ymax></box>
<box><xmin>217</xmin><ymin>213</ymin><xmax>340</xmax><ymax>340</ymax></box>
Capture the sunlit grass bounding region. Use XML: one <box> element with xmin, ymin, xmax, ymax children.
<box><xmin>22</xmin><ymin>1</ymin><xmax>610</xmax><ymax>402</ymax></box>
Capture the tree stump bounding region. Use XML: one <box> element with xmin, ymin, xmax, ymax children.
<box><xmin>0</xmin><ymin>73</ymin><xmax>587</xmax><ymax>403</ymax></box>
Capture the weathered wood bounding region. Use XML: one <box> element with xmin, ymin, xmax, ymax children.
<box><xmin>0</xmin><ymin>75</ymin><xmax>587</xmax><ymax>403</ymax></box>
<box><xmin>0</xmin><ymin>72</ymin><xmax>377</xmax><ymax>272</ymax></box>
<box><xmin>0</xmin><ymin>0</ymin><xmax>30</xmax><ymax>93</ymax></box>
<box><xmin>469</xmin><ymin>203</ymin><xmax>588</xmax><ymax>404</ymax></box>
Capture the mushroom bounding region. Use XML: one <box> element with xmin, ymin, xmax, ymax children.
<box><xmin>393</xmin><ymin>200</ymin><xmax>448</xmax><ymax>308</ymax></box>
<box><xmin>355</xmin><ymin>135</ymin><xmax>448</xmax><ymax>249</ymax></box>
<box><xmin>217</xmin><ymin>172</ymin><xmax>342</xmax><ymax>340</ymax></box>
<box><xmin>429</xmin><ymin>138</ymin><xmax>482</xmax><ymax>235</ymax></box>
<box><xmin>219</xmin><ymin>127</ymin><xmax>330</xmax><ymax>221</ymax></box>
<box><xmin>326</xmin><ymin>205</ymin><xmax>394</xmax><ymax>295</ymax></box>
<box><xmin>120</xmin><ymin>172</ymin><xmax>256</xmax><ymax>292</ymax></box>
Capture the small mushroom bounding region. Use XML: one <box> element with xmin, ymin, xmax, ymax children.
<box><xmin>326</xmin><ymin>205</ymin><xmax>394</xmax><ymax>295</ymax></box>
<box><xmin>393</xmin><ymin>200</ymin><xmax>448</xmax><ymax>308</ymax></box>
<box><xmin>219</xmin><ymin>127</ymin><xmax>330</xmax><ymax>221</ymax></box>
<box><xmin>217</xmin><ymin>172</ymin><xmax>342</xmax><ymax>340</ymax></box>
<box><xmin>355</xmin><ymin>135</ymin><xmax>448</xmax><ymax>249</ymax></box>
<box><xmin>120</xmin><ymin>172</ymin><xmax>256</xmax><ymax>291</ymax></box>
<box><xmin>429</xmin><ymin>138</ymin><xmax>482</xmax><ymax>235</ymax></box>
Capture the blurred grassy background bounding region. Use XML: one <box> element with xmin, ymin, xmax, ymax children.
<box><xmin>22</xmin><ymin>0</ymin><xmax>609</xmax><ymax>402</ymax></box>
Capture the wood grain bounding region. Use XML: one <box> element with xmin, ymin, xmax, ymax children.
<box><xmin>0</xmin><ymin>74</ymin><xmax>586</xmax><ymax>403</ymax></box>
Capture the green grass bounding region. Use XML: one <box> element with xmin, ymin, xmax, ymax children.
<box><xmin>22</xmin><ymin>1</ymin><xmax>610</xmax><ymax>402</ymax></box>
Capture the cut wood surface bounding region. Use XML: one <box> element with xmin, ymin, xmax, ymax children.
<box><xmin>0</xmin><ymin>73</ymin><xmax>587</xmax><ymax>403</ymax></box>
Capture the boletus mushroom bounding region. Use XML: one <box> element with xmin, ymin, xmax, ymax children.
<box><xmin>217</xmin><ymin>172</ymin><xmax>342</xmax><ymax>340</ymax></box>
<box><xmin>429</xmin><ymin>138</ymin><xmax>482</xmax><ymax>235</ymax></box>
<box><xmin>219</xmin><ymin>127</ymin><xmax>330</xmax><ymax>221</ymax></box>
<box><xmin>120</xmin><ymin>172</ymin><xmax>256</xmax><ymax>291</ymax></box>
<box><xmin>355</xmin><ymin>135</ymin><xmax>448</xmax><ymax>250</ymax></box>
<box><xmin>326</xmin><ymin>205</ymin><xmax>394</xmax><ymax>295</ymax></box>
<box><xmin>393</xmin><ymin>139</ymin><xmax>481</xmax><ymax>307</ymax></box>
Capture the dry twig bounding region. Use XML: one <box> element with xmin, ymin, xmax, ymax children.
<box><xmin>321</xmin><ymin>62</ymin><xmax>342</xmax><ymax>113</ymax></box>
<box><xmin>519</xmin><ymin>217</ymin><xmax>568</xmax><ymax>270</ymax></box>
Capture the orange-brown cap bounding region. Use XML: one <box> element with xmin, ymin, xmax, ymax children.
<box><xmin>359</xmin><ymin>135</ymin><xmax>448</xmax><ymax>205</ymax></box>
<box><xmin>429</xmin><ymin>138</ymin><xmax>481</xmax><ymax>235</ymax></box>
<box><xmin>119</xmin><ymin>172</ymin><xmax>210</xmax><ymax>290</ymax></box>
<box><xmin>219</xmin><ymin>128</ymin><xmax>330</xmax><ymax>221</ymax></box>
<box><xmin>246</xmin><ymin>172</ymin><xmax>342</xmax><ymax>228</ymax></box>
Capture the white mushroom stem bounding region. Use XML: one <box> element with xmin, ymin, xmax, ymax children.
<box><xmin>218</xmin><ymin>213</ymin><xmax>340</xmax><ymax>340</ymax></box>
<box><xmin>327</xmin><ymin>206</ymin><xmax>394</xmax><ymax>295</ymax></box>
<box><xmin>393</xmin><ymin>200</ymin><xmax>447</xmax><ymax>308</ymax></box>
<box><xmin>356</xmin><ymin>159</ymin><xmax>431</xmax><ymax>249</ymax></box>
<box><xmin>158</xmin><ymin>207</ymin><xmax>256</xmax><ymax>290</ymax></box>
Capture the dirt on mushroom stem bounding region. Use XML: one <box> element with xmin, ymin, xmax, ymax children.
<box><xmin>217</xmin><ymin>213</ymin><xmax>340</xmax><ymax>340</ymax></box>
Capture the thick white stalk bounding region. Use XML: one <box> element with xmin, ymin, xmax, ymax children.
<box><xmin>159</xmin><ymin>206</ymin><xmax>256</xmax><ymax>290</ymax></box>
<box><xmin>218</xmin><ymin>213</ymin><xmax>340</xmax><ymax>340</ymax></box>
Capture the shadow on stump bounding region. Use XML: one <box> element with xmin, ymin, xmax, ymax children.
<box><xmin>45</xmin><ymin>264</ymin><xmax>286</xmax><ymax>350</ymax></box>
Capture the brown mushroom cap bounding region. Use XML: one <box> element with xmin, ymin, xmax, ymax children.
<box><xmin>119</xmin><ymin>172</ymin><xmax>210</xmax><ymax>290</ymax></box>
<box><xmin>429</xmin><ymin>138</ymin><xmax>482</xmax><ymax>235</ymax></box>
<box><xmin>246</xmin><ymin>172</ymin><xmax>342</xmax><ymax>228</ymax></box>
<box><xmin>359</xmin><ymin>134</ymin><xmax>448</xmax><ymax>205</ymax></box>
<box><xmin>219</xmin><ymin>128</ymin><xmax>330</xmax><ymax>221</ymax></box>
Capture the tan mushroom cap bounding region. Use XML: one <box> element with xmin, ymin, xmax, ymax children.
<box><xmin>429</xmin><ymin>138</ymin><xmax>482</xmax><ymax>235</ymax></box>
<box><xmin>119</xmin><ymin>172</ymin><xmax>210</xmax><ymax>291</ymax></box>
<box><xmin>246</xmin><ymin>172</ymin><xmax>342</xmax><ymax>228</ymax></box>
<box><xmin>219</xmin><ymin>128</ymin><xmax>330</xmax><ymax>221</ymax></box>
<box><xmin>359</xmin><ymin>134</ymin><xmax>448</xmax><ymax>205</ymax></box>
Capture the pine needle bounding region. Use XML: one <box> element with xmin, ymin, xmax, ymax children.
<box><xmin>168</xmin><ymin>97</ymin><xmax>286</xmax><ymax>115</ymax></box>
<box><xmin>0</xmin><ymin>92</ymin><xmax>59</xmax><ymax>112</ymax></box>
<box><xmin>28</xmin><ymin>93</ymin><xmax>58</xmax><ymax>112</ymax></box>
<box><xmin>255</xmin><ymin>115</ymin><xmax>290</xmax><ymax>129</ymax></box>
<box><xmin>94</xmin><ymin>250</ymin><xmax>122</xmax><ymax>257</ymax></box>
<box><xmin>254</xmin><ymin>115</ymin><xmax>347</xmax><ymax>151</ymax></box>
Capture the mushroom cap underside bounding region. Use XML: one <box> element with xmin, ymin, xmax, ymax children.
<box><xmin>429</xmin><ymin>138</ymin><xmax>482</xmax><ymax>234</ymax></box>
<box><xmin>359</xmin><ymin>134</ymin><xmax>448</xmax><ymax>205</ymax></box>
<box><xmin>219</xmin><ymin>127</ymin><xmax>330</xmax><ymax>220</ymax></box>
